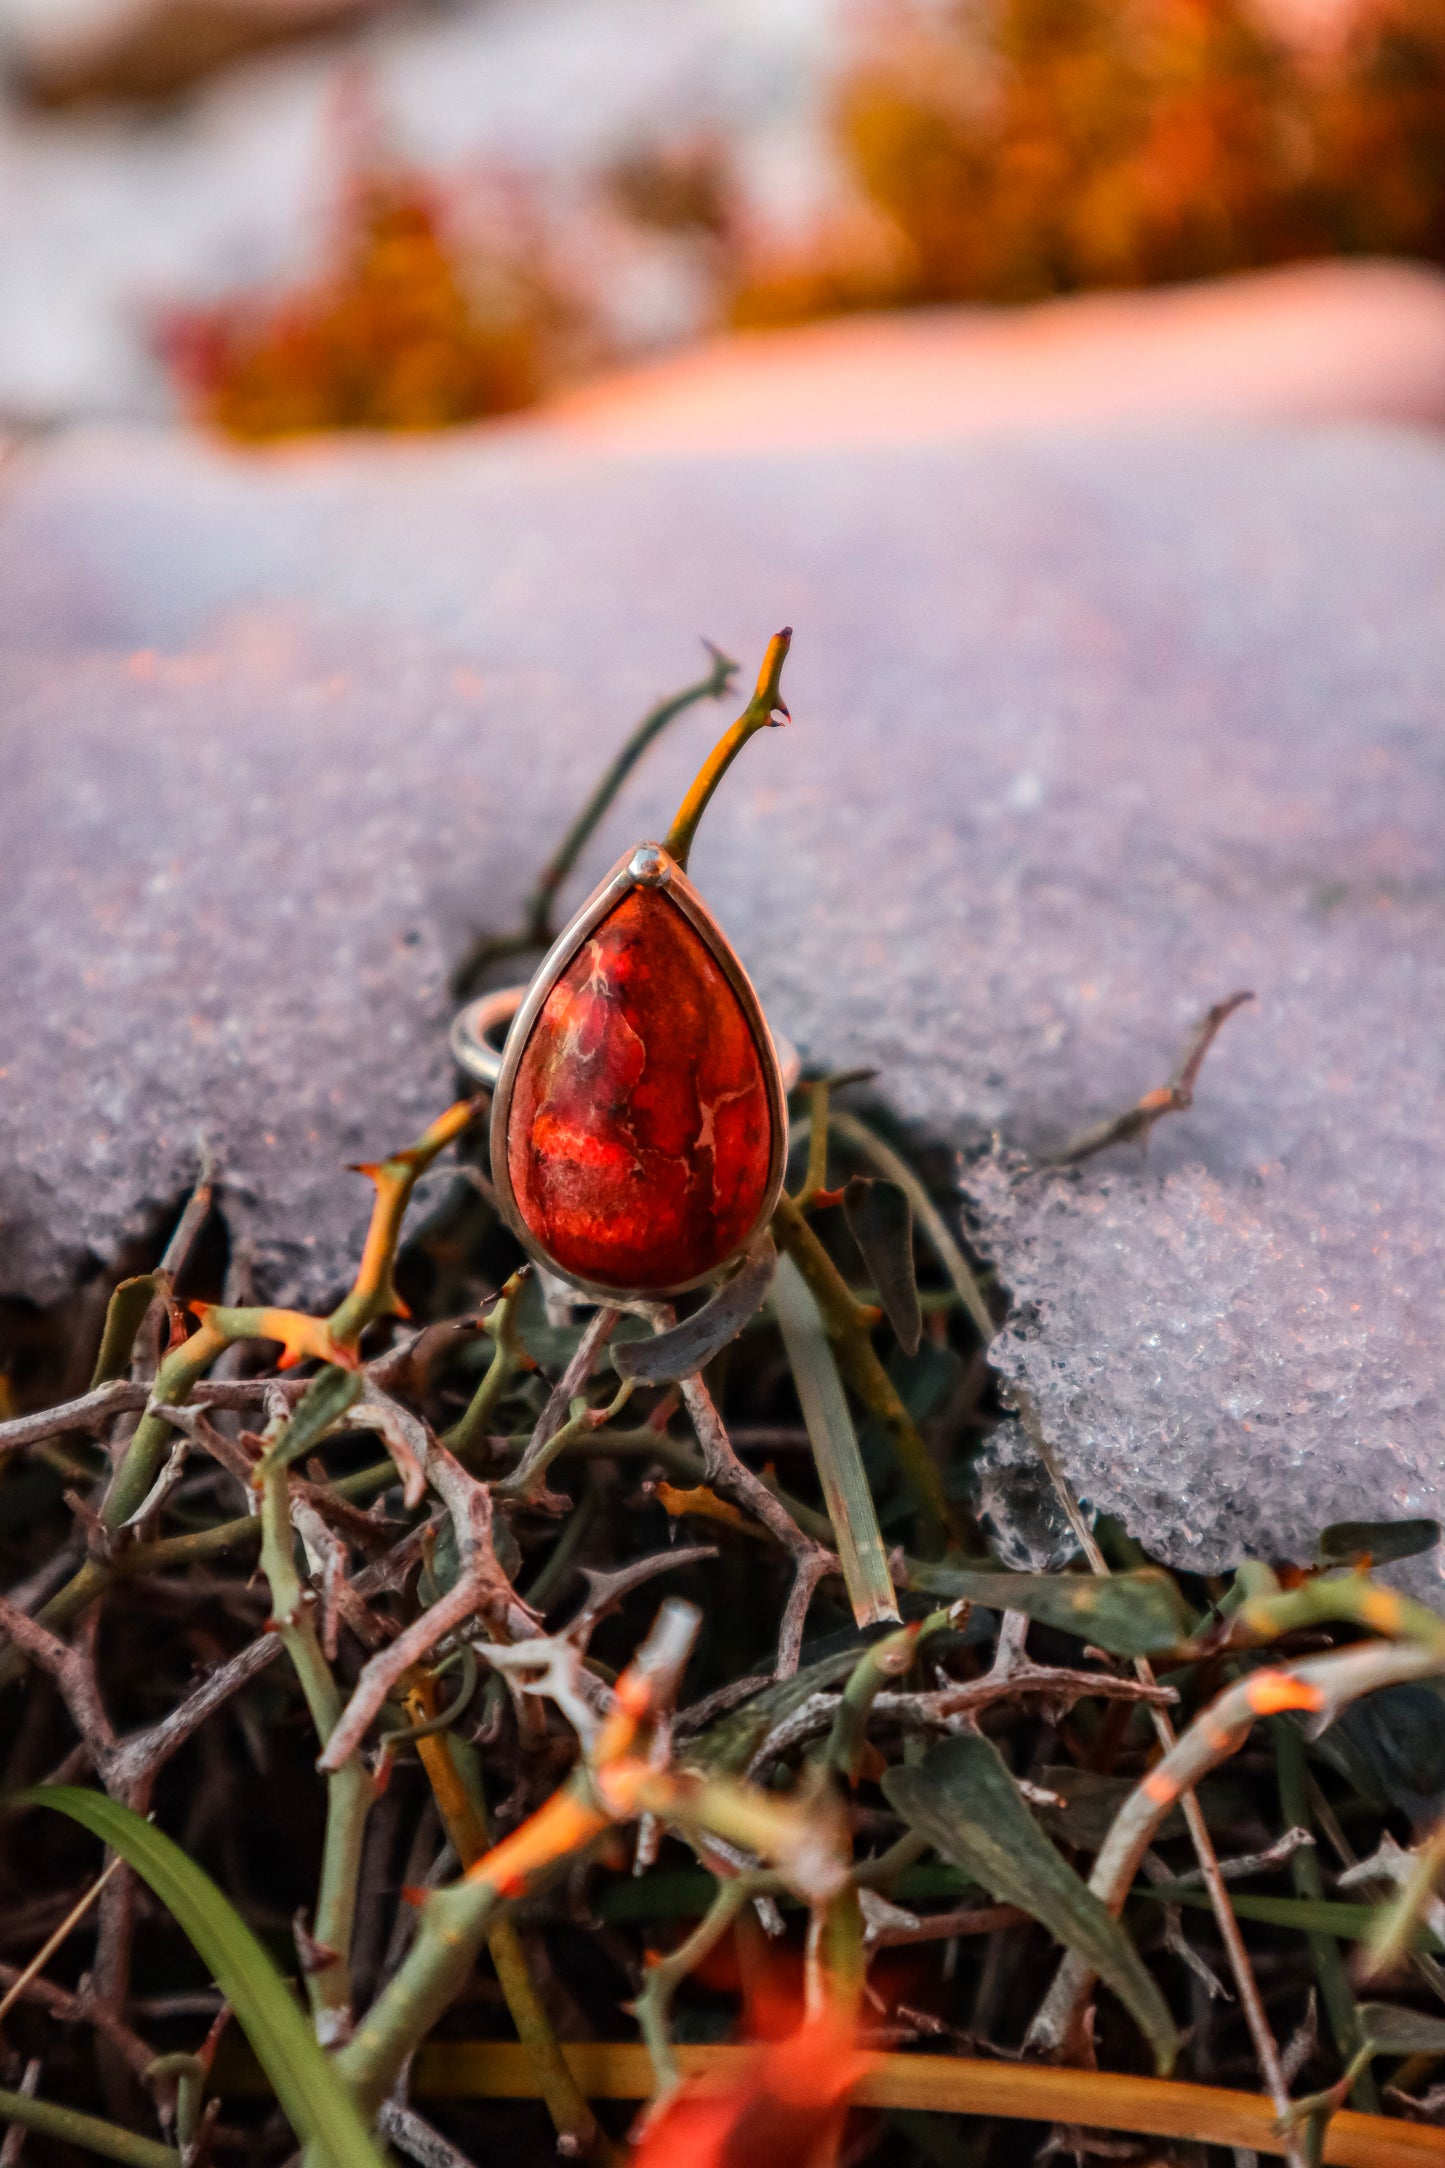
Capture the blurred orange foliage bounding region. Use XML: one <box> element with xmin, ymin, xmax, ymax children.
<box><xmin>163</xmin><ymin>164</ymin><xmax>558</xmax><ymax>439</ymax></box>
<box><xmin>733</xmin><ymin>0</ymin><xmax>1445</xmax><ymax>324</ymax></box>
<box><xmin>630</xmin><ymin>2009</ymin><xmax>872</xmax><ymax>2168</ymax></box>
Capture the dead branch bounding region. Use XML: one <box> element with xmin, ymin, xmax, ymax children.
<box><xmin>0</xmin><ymin>1955</ymin><xmax>157</xmax><ymax>2083</ymax></box>
<box><xmin>0</xmin><ymin>1596</ymin><xmax>115</xmax><ymax>1767</ymax></box>
<box><xmin>1045</xmin><ymin>991</ymin><xmax>1255</xmax><ymax>1168</ymax></box>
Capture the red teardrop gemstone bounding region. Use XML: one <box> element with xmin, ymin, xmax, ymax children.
<box><xmin>506</xmin><ymin>886</ymin><xmax>774</xmax><ymax>1290</ymax></box>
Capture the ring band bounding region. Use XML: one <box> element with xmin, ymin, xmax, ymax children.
<box><xmin>451</xmin><ymin>987</ymin><xmax>801</xmax><ymax>1096</ymax></box>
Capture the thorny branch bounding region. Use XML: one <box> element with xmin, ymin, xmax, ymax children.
<box><xmin>3</xmin><ymin>652</ymin><xmax>1441</xmax><ymax>2168</ymax></box>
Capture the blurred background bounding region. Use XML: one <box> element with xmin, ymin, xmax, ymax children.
<box><xmin>0</xmin><ymin>0</ymin><xmax>1442</xmax><ymax>442</ymax></box>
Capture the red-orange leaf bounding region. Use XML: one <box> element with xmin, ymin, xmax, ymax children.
<box><xmin>631</xmin><ymin>2012</ymin><xmax>871</xmax><ymax>2168</ymax></box>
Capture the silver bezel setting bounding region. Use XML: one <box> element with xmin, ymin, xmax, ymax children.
<box><xmin>487</xmin><ymin>843</ymin><xmax>789</xmax><ymax>1303</ymax></box>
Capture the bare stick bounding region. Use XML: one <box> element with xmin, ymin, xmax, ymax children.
<box><xmin>320</xmin><ymin>1435</ymin><xmax>533</xmax><ymax>1773</ymax></box>
<box><xmin>523</xmin><ymin>644</ymin><xmax>737</xmax><ymax>939</ymax></box>
<box><xmin>157</xmin><ymin>1152</ymin><xmax>216</xmax><ymax>1282</ymax></box>
<box><xmin>378</xmin><ymin>2100</ymin><xmax>480</xmax><ymax>2168</ymax></box>
<box><xmin>0</xmin><ymin>1597</ymin><xmax>115</xmax><ymax>1767</ymax></box>
<box><xmin>514</xmin><ymin>1307</ymin><xmax>619</xmax><ymax>1477</ymax></box>
<box><xmin>1046</xmin><ymin>991</ymin><xmax>1255</xmax><ymax>1167</ymax></box>
<box><xmin>0</xmin><ymin>1856</ymin><xmax>125</xmax><ymax>2028</ymax></box>
<box><xmin>745</xmin><ymin>1666</ymin><xmax>1175</xmax><ymax>1776</ymax></box>
<box><xmin>105</xmin><ymin>1637</ymin><xmax>284</xmax><ymax>1799</ymax></box>
<box><xmin>0</xmin><ymin>1343</ymin><xmax>424</xmax><ymax>1460</ymax></box>
<box><xmin>675</xmin><ymin>1369</ymin><xmax>837</xmax><ymax>1678</ymax></box>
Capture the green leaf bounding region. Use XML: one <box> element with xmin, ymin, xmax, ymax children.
<box><xmin>1313</xmin><ymin>1679</ymin><xmax>1445</xmax><ymax>1821</ymax></box>
<box><xmin>614</xmin><ymin>1239</ymin><xmax>775</xmax><ymax>1384</ymax></box>
<box><xmin>1356</xmin><ymin>2002</ymin><xmax>1445</xmax><ymax>2056</ymax></box>
<box><xmin>907</xmin><ymin>1564</ymin><xmax>1188</xmax><ymax>1657</ymax></box>
<box><xmin>882</xmin><ymin>1735</ymin><xmax>1177</xmax><ymax>2072</ymax></box>
<box><xmin>842</xmin><ymin>1178</ymin><xmax>921</xmax><ymax>1354</ymax></box>
<box><xmin>9</xmin><ymin>1789</ymin><xmax>388</xmax><ymax>2168</ymax></box>
<box><xmin>1317</xmin><ymin>1518</ymin><xmax>1440</xmax><ymax>1566</ymax></box>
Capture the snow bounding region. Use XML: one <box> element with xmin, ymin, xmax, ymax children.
<box><xmin>1</xmin><ymin>412</ymin><xmax>1443</xmax><ymax>1574</ymax></box>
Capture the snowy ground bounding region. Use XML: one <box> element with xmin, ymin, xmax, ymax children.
<box><xmin>2</xmin><ymin>407</ymin><xmax>1443</xmax><ymax>1577</ymax></box>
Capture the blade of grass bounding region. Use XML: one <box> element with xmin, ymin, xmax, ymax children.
<box><xmin>1276</xmin><ymin>1717</ymin><xmax>1379</xmax><ymax>2110</ymax></box>
<box><xmin>1149</xmin><ymin>1886</ymin><xmax>1444</xmax><ymax>1950</ymax></box>
<box><xmin>8</xmin><ymin>1789</ymin><xmax>389</xmax><ymax>2168</ymax></box>
<box><xmin>772</xmin><ymin>1252</ymin><xmax>899</xmax><ymax>1628</ymax></box>
<box><xmin>404</xmin><ymin>2043</ymin><xmax>1445</xmax><ymax>2167</ymax></box>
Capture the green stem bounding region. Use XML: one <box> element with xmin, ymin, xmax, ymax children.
<box><xmin>796</xmin><ymin>1080</ymin><xmax>834</xmax><ymax>1209</ymax></box>
<box><xmin>824</xmin><ymin>1624</ymin><xmax>921</xmax><ymax>1782</ymax></box>
<box><xmin>634</xmin><ymin>1878</ymin><xmax>753</xmax><ymax>2101</ymax></box>
<box><xmin>522</xmin><ymin>1481</ymin><xmax>599</xmax><ymax>1612</ymax></box>
<box><xmin>497</xmin><ymin>1381</ymin><xmax>633</xmax><ymax>1506</ymax></box>
<box><xmin>528</xmin><ymin>645</ymin><xmax>737</xmax><ymax>938</ymax></box>
<box><xmin>338</xmin><ymin>1878</ymin><xmax>501</xmax><ymax>2115</ymax></box>
<box><xmin>453</xmin><ymin>645</ymin><xmax>738</xmax><ymax>995</ymax></box>
<box><xmin>410</xmin><ymin>1713</ymin><xmax>616</xmax><ymax>2164</ymax></box>
<box><xmin>0</xmin><ymin>2088</ymin><xmax>178</xmax><ymax>2168</ymax></box>
<box><xmin>257</xmin><ymin>1446</ymin><xmax>372</xmax><ymax>2045</ymax></box>
<box><xmin>663</xmin><ymin>630</ymin><xmax>791</xmax><ymax>872</ymax></box>
<box><xmin>102</xmin><ymin>1318</ymin><xmax>228</xmax><ymax>1531</ymax></box>
<box><xmin>1363</xmin><ymin>1811</ymin><xmax>1445</xmax><ymax>1983</ymax></box>
<box><xmin>1273</xmin><ymin>1719</ymin><xmax>1378</xmax><ymax>2112</ymax></box>
<box><xmin>144</xmin><ymin>2056</ymin><xmax>205</xmax><ymax>2151</ymax></box>
<box><xmin>443</xmin><ymin>1270</ymin><xmax>531</xmax><ymax>1462</ymax></box>
<box><xmin>89</xmin><ymin>1274</ymin><xmax>165</xmax><ymax>1388</ymax></box>
<box><xmin>814</xmin><ymin>1884</ymin><xmax>865</xmax><ymax>2020</ymax></box>
<box><xmin>1237</xmin><ymin>1571</ymin><xmax>1445</xmax><ymax>1659</ymax></box>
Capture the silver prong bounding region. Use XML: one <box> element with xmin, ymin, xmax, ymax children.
<box><xmin>449</xmin><ymin>988</ymin><xmax>525</xmax><ymax>1087</ymax></box>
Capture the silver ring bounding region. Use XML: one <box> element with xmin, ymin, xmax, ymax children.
<box><xmin>451</xmin><ymin>986</ymin><xmax>801</xmax><ymax>1096</ymax></box>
